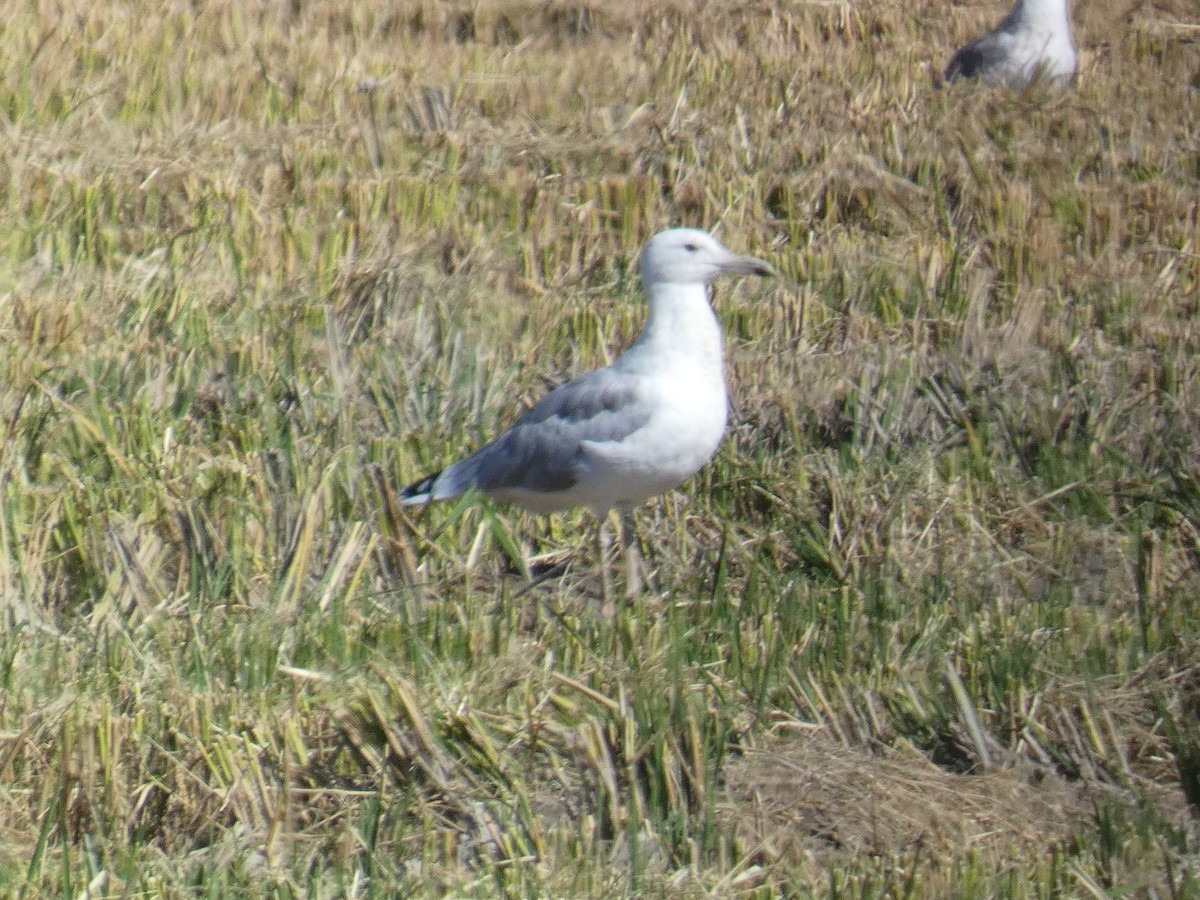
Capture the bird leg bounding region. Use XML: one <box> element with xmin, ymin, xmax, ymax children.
<box><xmin>618</xmin><ymin>509</ymin><xmax>643</xmax><ymax>600</ymax></box>
<box><xmin>597</xmin><ymin>514</ymin><xmax>616</xmax><ymax>617</ymax></box>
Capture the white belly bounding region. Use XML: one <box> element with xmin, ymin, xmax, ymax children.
<box><xmin>491</xmin><ymin>374</ymin><xmax>728</xmax><ymax>515</ymax></box>
<box><xmin>575</xmin><ymin>375</ymin><xmax>728</xmax><ymax>512</ymax></box>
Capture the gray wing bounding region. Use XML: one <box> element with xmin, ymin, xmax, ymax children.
<box><xmin>437</xmin><ymin>367</ymin><xmax>653</xmax><ymax>497</ymax></box>
<box><xmin>945</xmin><ymin>30</ymin><xmax>1012</xmax><ymax>83</ymax></box>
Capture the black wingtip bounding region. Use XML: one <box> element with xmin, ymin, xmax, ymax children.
<box><xmin>943</xmin><ymin>52</ymin><xmax>974</xmax><ymax>84</ymax></box>
<box><xmin>400</xmin><ymin>470</ymin><xmax>441</xmax><ymax>504</ymax></box>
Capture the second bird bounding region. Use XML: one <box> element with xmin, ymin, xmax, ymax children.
<box><xmin>944</xmin><ymin>0</ymin><xmax>1077</xmax><ymax>88</ymax></box>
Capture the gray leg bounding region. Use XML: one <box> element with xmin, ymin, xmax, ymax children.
<box><xmin>619</xmin><ymin>509</ymin><xmax>642</xmax><ymax>600</ymax></box>
<box><xmin>597</xmin><ymin>514</ymin><xmax>615</xmax><ymax>614</ymax></box>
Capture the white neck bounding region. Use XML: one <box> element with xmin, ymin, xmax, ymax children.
<box><xmin>617</xmin><ymin>281</ymin><xmax>724</xmax><ymax>376</ymax></box>
<box><xmin>1008</xmin><ymin>0</ymin><xmax>1070</xmax><ymax>32</ymax></box>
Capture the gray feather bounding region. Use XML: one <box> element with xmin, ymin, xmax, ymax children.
<box><xmin>945</xmin><ymin>31</ymin><xmax>1013</xmax><ymax>83</ymax></box>
<box><xmin>431</xmin><ymin>369</ymin><xmax>651</xmax><ymax>499</ymax></box>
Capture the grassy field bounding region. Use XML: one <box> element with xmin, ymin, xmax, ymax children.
<box><xmin>0</xmin><ymin>0</ymin><xmax>1198</xmax><ymax>895</ymax></box>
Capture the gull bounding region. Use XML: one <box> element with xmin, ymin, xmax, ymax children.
<box><xmin>944</xmin><ymin>0</ymin><xmax>1077</xmax><ymax>89</ymax></box>
<box><xmin>401</xmin><ymin>227</ymin><xmax>775</xmax><ymax>600</ymax></box>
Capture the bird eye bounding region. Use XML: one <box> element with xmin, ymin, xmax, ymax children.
<box><xmin>684</xmin><ymin>243</ymin><xmax>699</xmax><ymax>252</ymax></box>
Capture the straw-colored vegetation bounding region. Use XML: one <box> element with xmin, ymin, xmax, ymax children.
<box><xmin>0</xmin><ymin>0</ymin><xmax>1197</xmax><ymax>895</ymax></box>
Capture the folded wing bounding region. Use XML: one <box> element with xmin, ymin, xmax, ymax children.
<box><xmin>945</xmin><ymin>31</ymin><xmax>1012</xmax><ymax>83</ymax></box>
<box><xmin>406</xmin><ymin>368</ymin><xmax>653</xmax><ymax>504</ymax></box>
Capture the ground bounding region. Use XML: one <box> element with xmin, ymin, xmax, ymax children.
<box><xmin>0</xmin><ymin>0</ymin><xmax>1197</xmax><ymax>896</ymax></box>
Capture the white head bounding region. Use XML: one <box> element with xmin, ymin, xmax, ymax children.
<box><xmin>639</xmin><ymin>228</ymin><xmax>775</xmax><ymax>287</ymax></box>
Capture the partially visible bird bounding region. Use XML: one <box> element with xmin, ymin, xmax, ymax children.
<box><xmin>944</xmin><ymin>0</ymin><xmax>1077</xmax><ymax>88</ymax></box>
<box><xmin>401</xmin><ymin>227</ymin><xmax>775</xmax><ymax>600</ymax></box>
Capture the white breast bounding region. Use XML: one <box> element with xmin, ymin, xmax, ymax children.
<box><xmin>577</xmin><ymin>371</ymin><xmax>728</xmax><ymax>513</ymax></box>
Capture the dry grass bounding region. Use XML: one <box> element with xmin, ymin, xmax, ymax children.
<box><xmin>0</xmin><ymin>0</ymin><xmax>1198</xmax><ymax>895</ymax></box>
<box><xmin>725</xmin><ymin>732</ymin><xmax>1091</xmax><ymax>869</ymax></box>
